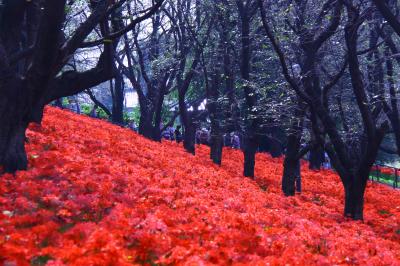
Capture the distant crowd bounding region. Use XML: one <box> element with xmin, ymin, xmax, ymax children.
<box><xmin>160</xmin><ymin>125</ymin><xmax>183</xmax><ymax>143</ymax></box>
<box><xmin>160</xmin><ymin>126</ymin><xmax>241</xmax><ymax>149</ymax></box>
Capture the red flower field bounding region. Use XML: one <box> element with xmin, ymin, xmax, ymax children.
<box><xmin>1</xmin><ymin>107</ymin><xmax>400</xmax><ymax>265</ymax></box>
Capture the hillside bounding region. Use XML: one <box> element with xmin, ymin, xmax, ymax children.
<box><xmin>1</xmin><ymin>107</ymin><xmax>400</xmax><ymax>265</ymax></box>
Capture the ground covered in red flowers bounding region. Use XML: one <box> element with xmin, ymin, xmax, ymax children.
<box><xmin>1</xmin><ymin>107</ymin><xmax>400</xmax><ymax>266</ymax></box>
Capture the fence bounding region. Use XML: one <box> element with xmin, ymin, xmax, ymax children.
<box><xmin>370</xmin><ymin>164</ymin><xmax>399</xmax><ymax>189</ymax></box>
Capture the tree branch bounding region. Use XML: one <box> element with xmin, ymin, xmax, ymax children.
<box><xmin>86</xmin><ymin>89</ymin><xmax>112</xmax><ymax>117</ymax></box>
<box><xmin>258</xmin><ymin>0</ymin><xmax>312</xmax><ymax>105</ymax></box>
<box><xmin>372</xmin><ymin>0</ymin><xmax>400</xmax><ymax>38</ymax></box>
<box><xmin>58</xmin><ymin>0</ymin><xmax>112</xmax><ymax>67</ymax></box>
<box><xmin>27</xmin><ymin>0</ymin><xmax>67</xmax><ymax>96</ymax></box>
<box><xmin>45</xmin><ymin>51</ymin><xmax>113</xmax><ymax>103</ymax></box>
<box><xmin>313</xmin><ymin>1</ymin><xmax>342</xmax><ymax>50</ymax></box>
<box><xmin>80</xmin><ymin>0</ymin><xmax>164</xmax><ymax>48</ymax></box>
<box><xmin>322</xmin><ymin>57</ymin><xmax>348</xmax><ymax>106</ymax></box>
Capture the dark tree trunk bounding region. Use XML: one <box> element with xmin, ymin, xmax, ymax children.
<box><xmin>152</xmin><ymin>118</ymin><xmax>162</xmax><ymax>142</ymax></box>
<box><xmin>210</xmin><ymin>133</ymin><xmax>223</xmax><ymax>165</ymax></box>
<box><xmin>243</xmin><ymin>135</ymin><xmax>258</xmax><ymax>178</ymax></box>
<box><xmin>209</xmin><ymin>86</ymin><xmax>223</xmax><ymax>165</ymax></box>
<box><xmin>183</xmin><ymin>114</ymin><xmax>195</xmax><ymax>154</ymax></box>
<box><xmin>0</xmin><ymin>121</ymin><xmax>29</xmax><ymax>173</ymax></box>
<box><xmin>0</xmin><ymin>83</ymin><xmax>30</xmax><ymax>172</ymax></box>
<box><xmin>206</xmin><ymin>36</ymin><xmax>224</xmax><ymax>165</ymax></box>
<box><xmin>282</xmin><ymin>102</ymin><xmax>303</xmax><ymax>195</ymax></box>
<box><xmin>111</xmin><ymin>73</ymin><xmax>125</xmax><ymax>125</ymax></box>
<box><xmin>282</xmin><ymin>156</ymin><xmax>299</xmax><ymax>196</ymax></box>
<box><xmin>208</xmin><ymin>96</ymin><xmax>224</xmax><ymax>164</ymax></box>
<box><xmin>178</xmin><ymin>74</ymin><xmax>196</xmax><ymax>154</ymax></box>
<box><xmin>152</xmin><ymin>89</ymin><xmax>166</xmax><ymax>142</ymax></box>
<box><xmin>309</xmin><ymin>145</ymin><xmax>324</xmax><ymax>170</ymax></box>
<box><xmin>237</xmin><ymin>3</ymin><xmax>259</xmax><ymax>178</ymax></box>
<box><xmin>139</xmin><ymin>110</ymin><xmax>154</xmax><ymax>140</ymax></box>
<box><xmin>344</xmin><ymin>176</ymin><xmax>367</xmax><ymax>220</ymax></box>
<box><xmin>109</xmin><ymin>7</ymin><xmax>125</xmax><ymax>125</ymax></box>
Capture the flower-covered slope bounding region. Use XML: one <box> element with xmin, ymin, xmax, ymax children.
<box><xmin>1</xmin><ymin>107</ymin><xmax>400</xmax><ymax>266</ymax></box>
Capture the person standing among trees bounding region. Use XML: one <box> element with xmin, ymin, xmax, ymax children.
<box><xmin>130</xmin><ymin>120</ymin><xmax>138</xmax><ymax>132</ymax></box>
<box><xmin>89</xmin><ymin>105</ymin><xmax>98</xmax><ymax>118</ymax></box>
<box><xmin>161</xmin><ymin>126</ymin><xmax>173</xmax><ymax>140</ymax></box>
<box><xmin>196</xmin><ymin>129</ymin><xmax>201</xmax><ymax>145</ymax></box>
<box><xmin>162</xmin><ymin>127</ymin><xmax>171</xmax><ymax>140</ymax></box>
<box><xmin>169</xmin><ymin>126</ymin><xmax>175</xmax><ymax>141</ymax></box>
<box><xmin>232</xmin><ymin>132</ymin><xmax>241</xmax><ymax>149</ymax></box>
<box><xmin>175</xmin><ymin>125</ymin><xmax>183</xmax><ymax>143</ymax></box>
<box><xmin>323</xmin><ymin>152</ymin><xmax>331</xmax><ymax>169</ymax></box>
<box><xmin>224</xmin><ymin>133</ymin><xmax>232</xmax><ymax>147</ymax></box>
<box><xmin>199</xmin><ymin>128</ymin><xmax>210</xmax><ymax>145</ymax></box>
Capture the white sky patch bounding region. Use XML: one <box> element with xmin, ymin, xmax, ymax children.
<box><xmin>125</xmin><ymin>91</ymin><xmax>138</xmax><ymax>108</ymax></box>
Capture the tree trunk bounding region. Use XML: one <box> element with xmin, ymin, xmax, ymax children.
<box><xmin>152</xmin><ymin>90</ymin><xmax>166</xmax><ymax>142</ymax></box>
<box><xmin>0</xmin><ymin>71</ymin><xmax>31</xmax><ymax>172</ymax></box>
<box><xmin>237</xmin><ymin>3</ymin><xmax>260</xmax><ymax>178</ymax></box>
<box><xmin>243</xmin><ymin>134</ymin><xmax>257</xmax><ymax>178</ymax></box>
<box><xmin>344</xmin><ymin>177</ymin><xmax>367</xmax><ymax>220</ymax></box>
<box><xmin>282</xmin><ymin>127</ymin><xmax>302</xmax><ymax>196</ymax></box>
<box><xmin>282</xmin><ymin>156</ymin><xmax>299</xmax><ymax>196</ymax></box>
<box><xmin>309</xmin><ymin>145</ymin><xmax>324</xmax><ymax>170</ymax></box>
<box><xmin>210</xmin><ymin>132</ymin><xmax>223</xmax><ymax>165</ymax></box>
<box><xmin>282</xmin><ymin>99</ymin><xmax>305</xmax><ymax>195</ymax></box>
<box><xmin>0</xmin><ymin>123</ymin><xmax>29</xmax><ymax>173</ymax></box>
<box><xmin>183</xmin><ymin>117</ymin><xmax>195</xmax><ymax>155</ymax></box>
<box><xmin>207</xmin><ymin>47</ymin><xmax>223</xmax><ymax>165</ymax></box>
<box><xmin>111</xmin><ymin>74</ymin><xmax>124</xmax><ymax>125</ymax></box>
<box><xmin>152</xmin><ymin>123</ymin><xmax>162</xmax><ymax>142</ymax></box>
<box><xmin>110</xmin><ymin>7</ymin><xmax>125</xmax><ymax>125</ymax></box>
<box><xmin>178</xmin><ymin>84</ymin><xmax>195</xmax><ymax>154</ymax></box>
<box><xmin>139</xmin><ymin>110</ymin><xmax>154</xmax><ymax>140</ymax></box>
<box><xmin>0</xmin><ymin>89</ymin><xmax>29</xmax><ymax>172</ymax></box>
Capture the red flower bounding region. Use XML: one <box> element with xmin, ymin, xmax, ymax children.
<box><xmin>0</xmin><ymin>107</ymin><xmax>399</xmax><ymax>265</ymax></box>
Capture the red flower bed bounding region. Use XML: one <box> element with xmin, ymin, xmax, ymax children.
<box><xmin>372</xmin><ymin>166</ymin><xmax>397</xmax><ymax>176</ymax></box>
<box><xmin>380</xmin><ymin>167</ymin><xmax>395</xmax><ymax>176</ymax></box>
<box><xmin>1</xmin><ymin>107</ymin><xmax>400</xmax><ymax>265</ymax></box>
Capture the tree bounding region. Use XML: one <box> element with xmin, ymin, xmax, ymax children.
<box><xmin>167</xmin><ymin>0</ymin><xmax>212</xmax><ymax>154</ymax></box>
<box><xmin>118</xmin><ymin>6</ymin><xmax>176</xmax><ymax>140</ymax></box>
<box><xmin>0</xmin><ymin>0</ymin><xmax>163</xmax><ymax>172</ymax></box>
<box><xmin>259</xmin><ymin>0</ymin><xmax>389</xmax><ymax>220</ymax></box>
<box><xmin>236</xmin><ymin>0</ymin><xmax>260</xmax><ymax>178</ymax></box>
<box><xmin>370</xmin><ymin>0</ymin><xmax>400</xmax><ymax>158</ymax></box>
